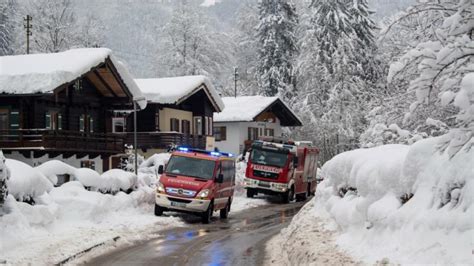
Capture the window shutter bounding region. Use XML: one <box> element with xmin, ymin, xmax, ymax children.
<box><xmin>79</xmin><ymin>115</ymin><xmax>85</xmax><ymax>132</ymax></box>
<box><xmin>45</xmin><ymin>113</ymin><xmax>52</xmax><ymax>129</ymax></box>
<box><xmin>221</xmin><ymin>126</ymin><xmax>226</xmax><ymax>141</ymax></box>
<box><xmin>57</xmin><ymin>114</ymin><xmax>62</xmax><ymax>130</ymax></box>
<box><xmin>89</xmin><ymin>117</ymin><xmax>94</xmax><ymax>133</ymax></box>
<box><xmin>10</xmin><ymin>110</ymin><xmax>19</xmax><ymax>129</ymax></box>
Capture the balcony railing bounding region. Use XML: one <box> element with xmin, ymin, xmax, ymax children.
<box><xmin>122</xmin><ymin>131</ymin><xmax>206</xmax><ymax>150</ymax></box>
<box><xmin>0</xmin><ymin>129</ymin><xmax>125</xmax><ymax>154</ymax></box>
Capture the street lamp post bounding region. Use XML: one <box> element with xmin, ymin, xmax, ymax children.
<box><xmin>133</xmin><ymin>97</ymin><xmax>146</xmax><ymax>176</ymax></box>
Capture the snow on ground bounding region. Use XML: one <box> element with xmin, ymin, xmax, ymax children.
<box><xmin>267</xmin><ymin>136</ymin><xmax>473</xmax><ymax>265</ymax></box>
<box><xmin>0</xmin><ymin>153</ymin><xmax>269</xmax><ymax>264</ymax></box>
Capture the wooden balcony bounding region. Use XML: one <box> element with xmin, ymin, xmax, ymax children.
<box><xmin>122</xmin><ymin>132</ymin><xmax>206</xmax><ymax>150</ymax></box>
<box><xmin>0</xmin><ymin>129</ymin><xmax>125</xmax><ymax>154</ymax></box>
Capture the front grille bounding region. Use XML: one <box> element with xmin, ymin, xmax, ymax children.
<box><xmin>167</xmin><ymin>197</ymin><xmax>192</xmax><ymax>204</ymax></box>
<box><xmin>166</xmin><ymin>187</ymin><xmax>196</xmax><ymax>197</ymax></box>
<box><xmin>253</xmin><ymin>170</ymin><xmax>279</xmax><ymax>179</ymax></box>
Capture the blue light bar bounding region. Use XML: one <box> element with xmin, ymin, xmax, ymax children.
<box><xmin>178</xmin><ymin>147</ymin><xmax>189</xmax><ymax>152</ymax></box>
<box><xmin>210</xmin><ymin>151</ymin><xmax>221</xmax><ymax>156</ymax></box>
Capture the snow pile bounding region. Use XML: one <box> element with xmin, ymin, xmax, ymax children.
<box><xmin>286</xmin><ymin>137</ymin><xmax>473</xmax><ymax>264</ymax></box>
<box><xmin>100</xmin><ymin>169</ymin><xmax>137</xmax><ymax>193</ymax></box>
<box><xmin>135</xmin><ymin>75</ymin><xmax>224</xmax><ymax>111</ymax></box>
<box><xmin>0</xmin><ymin>48</ymin><xmax>146</xmax><ymax>109</ymax></box>
<box><xmin>35</xmin><ymin>160</ymin><xmax>76</xmax><ymax>185</ymax></box>
<box><xmin>0</xmin><ymin>151</ymin><xmax>9</xmax><ymax>208</ymax></box>
<box><xmin>6</xmin><ymin>159</ymin><xmax>53</xmax><ymax>202</ymax></box>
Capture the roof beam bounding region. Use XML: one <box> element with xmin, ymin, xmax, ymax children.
<box><xmin>92</xmin><ymin>69</ymin><xmax>118</xmax><ymax>97</ymax></box>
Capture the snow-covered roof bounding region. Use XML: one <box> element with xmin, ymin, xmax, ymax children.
<box><xmin>134</xmin><ymin>75</ymin><xmax>224</xmax><ymax>112</ymax></box>
<box><xmin>0</xmin><ymin>48</ymin><xmax>147</xmax><ymax>109</ymax></box>
<box><xmin>214</xmin><ymin>96</ymin><xmax>302</xmax><ymax>126</ymax></box>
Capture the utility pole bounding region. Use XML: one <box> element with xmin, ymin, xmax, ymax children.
<box><xmin>234</xmin><ymin>67</ymin><xmax>238</xmax><ymax>98</ymax></box>
<box><xmin>24</xmin><ymin>15</ymin><xmax>32</xmax><ymax>54</ymax></box>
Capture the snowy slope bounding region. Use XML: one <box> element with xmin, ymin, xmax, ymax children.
<box><xmin>269</xmin><ymin>136</ymin><xmax>473</xmax><ymax>264</ymax></box>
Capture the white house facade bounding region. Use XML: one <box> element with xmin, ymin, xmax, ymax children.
<box><xmin>213</xmin><ymin>96</ymin><xmax>302</xmax><ymax>156</ymax></box>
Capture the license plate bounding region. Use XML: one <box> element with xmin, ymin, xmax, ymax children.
<box><xmin>259</xmin><ymin>181</ymin><xmax>270</xmax><ymax>187</ymax></box>
<box><xmin>170</xmin><ymin>201</ymin><xmax>186</xmax><ymax>207</ymax></box>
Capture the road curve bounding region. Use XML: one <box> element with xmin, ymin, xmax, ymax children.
<box><xmin>84</xmin><ymin>200</ymin><xmax>306</xmax><ymax>266</ymax></box>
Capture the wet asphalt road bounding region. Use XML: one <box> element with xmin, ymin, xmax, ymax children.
<box><xmin>85</xmin><ymin>199</ymin><xmax>306</xmax><ymax>266</ymax></box>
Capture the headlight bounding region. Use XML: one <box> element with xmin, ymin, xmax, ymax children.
<box><xmin>196</xmin><ymin>189</ymin><xmax>210</xmax><ymax>199</ymax></box>
<box><xmin>156</xmin><ymin>182</ymin><xmax>165</xmax><ymax>193</ymax></box>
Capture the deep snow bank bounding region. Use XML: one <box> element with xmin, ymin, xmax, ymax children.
<box><xmin>277</xmin><ymin>137</ymin><xmax>473</xmax><ymax>264</ymax></box>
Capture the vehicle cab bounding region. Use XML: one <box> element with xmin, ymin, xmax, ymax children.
<box><xmin>155</xmin><ymin>147</ymin><xmax>235</xmax><ymax>223</ymax></box>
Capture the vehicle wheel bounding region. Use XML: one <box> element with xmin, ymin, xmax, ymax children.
<box><xmin>282</xmin><ymin>186</ymin><xmax>295</xmax><ymax>204</ymax></box>
<box><xmin>202</xmin><ymin>201</ymin><xmax>214</xmax><ymax>224</ymax></box>
<box><xmin>220</xmin><ymin>199</ymin><xmax>231</xmax><ymax>219</ymax></box>
<box><xmin>154</xmin><ymin>204</ymin><xmax>164</xmax><ymax>216</ymax></box>
<box><xmin>246</xmin><ymin>188</ymin><xmax>256</xmax><ymax>198</ymax></box>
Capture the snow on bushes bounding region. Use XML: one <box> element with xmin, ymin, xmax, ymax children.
<box><xmin>100</xmin><ymin>169</ymin><xmax>137</xmax><ymax>193</ymax></box>
<box><xmin>310</xmin><ymin>137</ymin><xmax>473</xmax><ymax>264</ymax></box>
<box><xmin>6</xmin><ymin>159</ymin><xmax>53</xmax><ymax>202</ymax></box>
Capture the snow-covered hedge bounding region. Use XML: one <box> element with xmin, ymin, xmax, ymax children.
<box><xmin>312</xmin><ymin>137</ymin><xmax>473</xmax><ymax>264</ymax></box>
<box><xmin>6</xmin><ymin>159</ymin><xmax>53</xmax><ymax>202</ymax></box>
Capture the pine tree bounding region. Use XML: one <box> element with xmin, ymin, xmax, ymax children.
<box><xmin>256</xmin><ymin>0</ymin><xmax>298</xmax><ymax>102</ymax></box>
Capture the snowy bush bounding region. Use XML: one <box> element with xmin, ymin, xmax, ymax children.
<box><xmin>5</xmin><ymin>159</ymin><xmax>53</xmax><ymax>203</ymax></box>
<box><xmin>312</xmin><ymin>136</ymin><xmax>473</xmax><ymax>264</ymax></box>
<box><xmin>100</xmin><ymin>169</ymin><xmax>137</xmax><ymax>193</ymax></box>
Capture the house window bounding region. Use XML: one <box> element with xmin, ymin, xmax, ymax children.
<box><xmin>113</xmin><ymin>117</ymin><xmax>125</xmax><ymax>133</ymax></box>
<box><xmin>80</xmin><ymin>160</ymin><xmax>95</xmax><ymax>170</ymax></box>
<box><xmin>214</xmin><ymin>126</ymin><xmax>227</xmax><ymax>141</ymax></box>
<box><xmin>193</xmin><ymin>117</ymin><xmax>202</xmax><ymax>135</ymax></box>
<box><xmin>248</xmin><ymin>127</ymin><xmax>259</xmax><ymax>140</ymax></box>
<box><xmin>0</xmin><ymin>108</ymin><xmax>9</xmax><ymax>131</ymax></box>
<box><xmin>265</xmin><ymin>128</ymin><xmax>274</xmax><ymax>137</ymax></box>
<box><xmin>45</xmin><ymin>111</ymin><xmax>61</xmax><ymax>130</ymax></box>
<box><xmin>170</xmin><ymin>118</ymin><xmax>180</xmax><ymax>132</ymax></box>
<box><xmin>182</xmin><ymin>120</ymin><xmax>191</xmax><ymax>134</ymax></box>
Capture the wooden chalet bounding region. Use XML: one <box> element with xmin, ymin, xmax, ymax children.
<box><xmin>0</xmin><ymin>48</ymin><xmax>147</xmax><ymax>172</ymax></box>
<box><xmin>131</xmin><ymin>76</ymin><xmax>224</xmax><ymax>156</ymax></box>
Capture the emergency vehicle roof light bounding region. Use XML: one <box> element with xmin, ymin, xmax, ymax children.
<box><xmin>176</xmin><ymin>147</ymin><xmax>234</xmax><ymax>158</ymax></box>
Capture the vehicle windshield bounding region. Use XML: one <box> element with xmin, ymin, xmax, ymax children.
<box><xmin>250</xmin><ymin>148</ymin><xmax>288</xmax><ymax>168</ymax></box>
<box><xmin>165</xmin><ymin>155</ymin><xmax>216</xmax><ymax>180</ymax></box>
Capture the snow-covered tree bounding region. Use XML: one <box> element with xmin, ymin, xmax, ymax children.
<box><xmin>0</xmin><ymin>0</ymin><xmax>16</xmax><ymax>55</ymax></box>
<box><xmin>158</xmin><ymin>0</ymin><xmax>235</xmax><ymax>93</ymax></box>
<box><xmin>292</xmin><ymin>0</ymin><xmax>381</xmax><ymax>161</ymax></box>
<box><xmin>235</xmin><ymin>0</ymin><xmax>260</xmax><ymax>96</ymax></box>
<box><xmin>256</xmin><ymin>0</ymin><xmax>298</xmax><ymax>102</ymax></box>
<box><xmin>384</xmin><ymin>0</ymin><xmax>473</xmax><ymax>156</ymax></box>
<box><xmin>10</xmin><ymin>0</ymin><xmax>103</xmax><ymax>54</ymax></box>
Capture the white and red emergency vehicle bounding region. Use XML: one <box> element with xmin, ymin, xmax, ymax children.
<box><xmin>155</xmin><ymin>147</ymin><xmax>235</xmax><ymax>223</ymax></box>
<box><xmin>243</xmin><ymin>138</ymin><xmax>319</xmax><ymax>203</ymax></box>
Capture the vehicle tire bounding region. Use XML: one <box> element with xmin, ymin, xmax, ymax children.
<box><xmin>282</xmin><ymin>186</ymin><xmax>295</xmax><ymax>204</ymax></box>
<box><xmin>246</xmin><ymin>188</ymin><xmax>255</xmax><ymax>198</ymax></box>
<box><xmin>220</xmin><ymin>199</ymin><xmax>231</xmax><ymax>219</ymax></box>
<box><xmin>154</xmin><ymin>204</ymin><xmax>164</xmax><ymax>216</ymax></box>
<box><xmin>202</xmin><ymin>201</ymin><xmax>214</xmax><ymax>224</ymax></box>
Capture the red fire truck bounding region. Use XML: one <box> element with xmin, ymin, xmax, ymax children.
<box><xmin>243</xmin><ymin>138</ymin><xmax>319</xmax><ymax>203</ymax></box>
<box><xmin>155</xmin><ymin>147</ymin><xmax>235</xmax><ymax>223</ymax></box>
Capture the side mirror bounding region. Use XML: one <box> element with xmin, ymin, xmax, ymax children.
<box><xmin>158</xmin><ymin>165</ymin><xmax>164</xmax><ymax>175</ymax></box>
<box><xmin>216</xmin><ymin>173</ymin><xmax>224</xmax><ymax>183</ymax></box>
<box><xmin>293</xmin><ymin>157</ymin><xmax>299</xmax><ymax>168</ymax></box>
